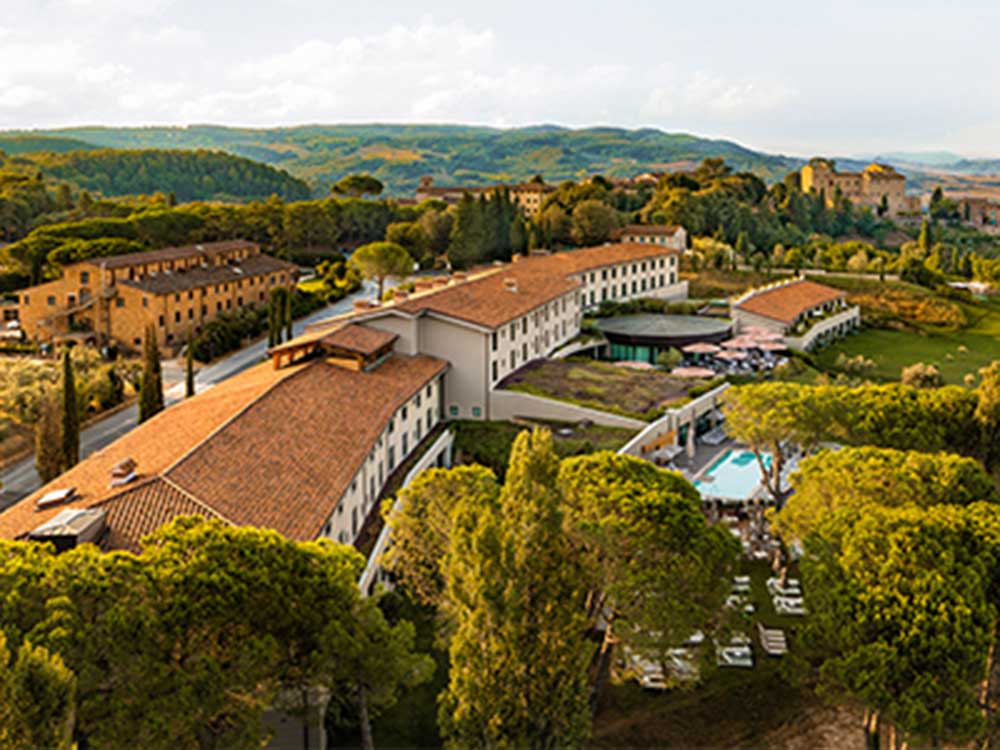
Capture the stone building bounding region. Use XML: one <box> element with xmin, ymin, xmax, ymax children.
<box><xmin>16</xmin><ymin>240</ymin><xmax>298</xmax><ymax>352</ymax></box>
<box><xmin>800</xmin><ymin>159</ymin><xmax>920</xmax><ymax>217</ymax></box>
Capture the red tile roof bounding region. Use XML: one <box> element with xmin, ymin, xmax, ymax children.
<box><xmin>165</xmin><ymin>354</ymin><xmax>447</xmax><ymax>540</ymax></box>
<box><xmin>388</xmin><ymin>242</ymin><xmax>680</xmax><ymax>329</ymax></box>
<box><xmin>615</xmin><ymin>224</ymin><xmax>683</xmax><ymax>237</ymax></box>
<box><xmin>0</xmin><ymin>354</ymin><xmax>447</xmax><ymax>548</ymax></box>
<box><xmin>735</xmin><ymin>279</ymin><xmax>846</xmax><ymax>325</ymax></box>
<box><xmin>321</xmin><ymin>323</ymin><xmax>398</xmax><ymax>356</ymax></box>
<box><xmin>88</xmin><ymin>240</ymin><xmax>258</xmax><ymax>270</ymax></box>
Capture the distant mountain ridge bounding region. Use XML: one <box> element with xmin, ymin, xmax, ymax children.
<box><xmin>1</xmin><ymin>124</ymin><xmax>802</xmax><ymax>196</ymax></box>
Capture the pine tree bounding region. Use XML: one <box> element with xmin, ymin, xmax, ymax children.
<box><xmin>440</xmin><ymin>430</ymin><xmax>591</xmax><ymax>747</ymax></box>
<box><xmin>138</xmin><ymin>325</ymin><xmax>164</xmax><ymax>423</ymax></box>
<box><xmin>59</xmin><ymin>348</ymin><xmax>79</xmax><ymax>472</ymax></box>
<box><xmin>35</xmin><ymin>394</ymin><xmax>63</xmax><ymax>484</ymax></box>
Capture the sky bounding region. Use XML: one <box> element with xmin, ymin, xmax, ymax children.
<box><xmin>2</xmin><ymin>0</ymin><xmax>999</xmax><ymax>158</ymax></box>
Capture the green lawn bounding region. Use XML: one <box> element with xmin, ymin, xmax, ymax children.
<box><xmin>813</xmin><ymin>301</ymin><xmax>1000</xmax><ymax>384</ymax></box>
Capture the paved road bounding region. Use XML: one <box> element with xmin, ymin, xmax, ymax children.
<box><xmin>0</xmin><ymin>282</ymin><xmax>379</xmax><ymax>509</ymax></box>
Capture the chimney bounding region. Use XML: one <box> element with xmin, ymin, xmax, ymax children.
<box><xmin>29</xmin><ymin>508</ymin><xmax>107</xmax><ymax>553</ymax></box>
<box><xmin>504</xmin><ymin>278</ymin><xmax>518</xmax><ymax>293</ymax></box>
<box><xmin>110</xmin><ymin>457</ymin><xmax>138</xmax><ymax>488</ymax></box>
<box><xmin>354</xmin><ymin>300</ymin><xmax>373</xmax><ymax>312</ymax></box>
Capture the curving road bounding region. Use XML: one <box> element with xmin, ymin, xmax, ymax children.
<box><xmin>0</xmin><ymin>282</ymin><xmax>380</xmax><ymax>510</ymax></box>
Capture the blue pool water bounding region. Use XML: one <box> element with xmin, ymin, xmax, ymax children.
<box><xmin>693</xmin><ymin>449</ymin><xmax>773</xmax><ymax>502</ymax></box>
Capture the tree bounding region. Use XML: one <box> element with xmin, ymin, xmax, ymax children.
<box><xmin>382</xmin><ymin>466</ymin><xmax>501</xmax><ymax>608</ymax></box>
<box><xmin>536</xmin><ymin>203</ymin><xmax>572</xmax><ymax>247</ymax></box>
<box><xmin>900</xmin><ymin>362</ymin><xmax>943</xmax><ymax>389</ymax></box>
<box><xmin>137</xmin><ymin>324</ymin><xmax>164</xmax><ymax>423</ymax></box>
<box><xmin>35</xmin><ymin>392</ymin><xmax>63</xmax><ymax>484</ymax></box>
<box><xmin>0</xmin><ymin>634</ymin><xmax>76</xmax><ymax>750</ymax></box>
<box><xmin>439</xmin><ymin>431</ymin><xmax>592</xmax><ymax>747</ymax></box>
<box><xmin>774</xmin><ymin>446</ymin><xmax>998</xmax><ymax>542</ymax></box>
<box><xmin>975</xmin><ymin>361</ymin><xmax>1000</xmax><ymax>472</ymax></box>
<box><xmin>331</xmin><ymin>174</ymin><xmax>384</xmax><ymax>198</ymax></box>
<box><xmin>917</xmin><ymin>216</ymin><xmax>933</xmax><ymax>252</ymax></box>
<box><xmin>734</xmin><ymin>231</ymin><xmax>753</xmax><ymax>261</ymax></box>
<box><xmin>558</xmin><ymin>452</ymin><xmax>738</xmax><ymax>706</ymax></box>
<box><xmin>349</xmin><ymin>241</ymin><xmax>412</xmax><ymax>300</ymax></box>
<box><xmin>795</xmin><ymin>504</ymin><xmax>1000</xmax><ymax>749</ymax></box>
<box><xmin>59</xmin><ymin>348</ymin><xmax>79</xmax><ymax>472</ymax></box>
<box><xmin>569</xmin><ymin>199</ymin><xmax>619</xmax><ymax>246</ymax></box>
<box><xmin>656</xmin><ymin>348</ymin><xmax>682</xmax><ymax>369</ymax></box>
<box><xmin>268</xmin><ymin>287</ymin><xmax>286</xmax><ymax>347</ymax></box>
<box><xmin>185</xmin><ymin>335</ymin><xmax>195</xmax><ymax>399</ymax></box>
<box><xmin>284</xmin><ymin>287</ymin><xmax>294</xmax><ymax>342</ymax></box>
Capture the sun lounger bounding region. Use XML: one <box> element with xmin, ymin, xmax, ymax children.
<box><xmin>757</xmin><ymin>623</ymin><xmax>788</xmax><ymax>656</ymax></box>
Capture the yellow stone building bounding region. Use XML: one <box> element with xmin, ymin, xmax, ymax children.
<box><xmin>17</xmin><ymin>240</ymin><xmax>298</xmax><ymax>352</ymax></box>
<box><xmin>800</xmin><ymin>159</ymin><xmax>920</xmax><ymax>217</ymax></box>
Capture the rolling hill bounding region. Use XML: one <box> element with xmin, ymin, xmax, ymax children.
<box><xmin>3</xmin><ymin>124</ymin><xmax>802</xmax><ymax>196</ymax></box>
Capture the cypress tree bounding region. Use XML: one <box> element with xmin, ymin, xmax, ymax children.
<box><xmin>185</xmin><ymin>331</ymin><xmax>195</xmax><ymax>399</ymax></box>
<box><xmin>284</xmin><ymin>287</ymin><xmax>293</xmax><ymax>342</ymax></box>
<box><xmin>138</xmin><ymin>325</ymin><xmax>164</xmax><ymax>423</ymax></box>
<box><xmin>59</xmin><ymin>348</ymin><xmax>79</xmax><ymax>472</ymax></box>
<box><xmin>268</xmin><ymin>288</ymin><xmax>283</xmax><ymax>346</ymax></box>
<box><xmin>918</xmin><ymin>216</ymin><xmax>933</xmax><ymax>252</ymax></box>
<box><xmin>35</xmin><ymin>394</ymin><xmax>62</xmax><ymax>484</ymax></box>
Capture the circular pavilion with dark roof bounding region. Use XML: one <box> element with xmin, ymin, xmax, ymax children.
<box><xmin>595</xmin><ymin>314</ymin><xmax>733</xmax><ymax>364</ymax></box>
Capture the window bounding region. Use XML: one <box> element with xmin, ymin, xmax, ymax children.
<box><xmin>402</xmin><ymin>434</ymin><xmax>408</xmax><ymax>455</ymax></box>
<box><xmin>202</xmin><ymin>305</ymin><xmax>207</xmax><ymax>315</ymax></box>
<box><xmin>492</xmin><ymin>361</ymin><xmax>498</xmax><ymax>381</ymax></box>
<box><xmin>510</xmin><ymin>351</ymin><xmax>516</xmax><ymax>369</ymax></box>
<box><xmin>388</xmin><ymin>418</ymin><xmax>395</xmax><ymax>434</ymax></box>
<box><xmin>115</xmin><ymin>298</ymin><xmax>124</xmax><ymax>308</ymax></box>
<box><xmin>237</xmin><ymin>296</ymin><xmax>243</xmax><ymax>306</ymax></box>
<box><xmin>188</xmin><ymin>290</ymin><xmax>194</xmax><ymax>300</ymax></box>
<box><xmin>510</xmin><ymin>323</ymin><xmax>516</xmax><ymax>341</ymax></box>
<box><xmin>21</xmin><ymin>294</ymin><xmax>28</xmax><ymax>305</ymax></box>
<box><xmin>217</xmin><ymin>301</ymin><xmax>222</xmax><ymax>312</ymax></box>
<box><xmin>175</xmin><ymin>294</ymin><xmax>181</xmax><ymax>303</ymax></box>
<box><xmin>47</xmin><ymin>295</ymin><xmax>56</xmax><ymax>306</ymax></box>
<box><xmin>491</xmin><ymin>332</ymin><xmax>498</xmax><ymax>351</ymax></box>
<box><xmin>449</xmin><ymin>405</ymin><xmax>459</xmax><ymax>417</ymax></box>
<box><xmin>388</xmin><ymin>445</ymin><xmax>396</xmax><ymax>470</ymax></box>
<box><xmin>522</xmin><ymin>343</ymin><xmax>527</xmax><ymax>360</ymax></box>
<box><xmin>158</xmin><ymin>315</ymin><xmax>165</xmax><ymax>327</ymax></box>
<box><xmin>174</xmin><ymin>311</ymin><xmax>180</xmax><ymax>323</ymax></box>
<box><xmin>522</xmin><ymin>318</ymin><xmax>527</xmax><ymax>334</ymax></box>
<box><xmin>351</xmin><ymin>507</ymin><xmax>358</xmax><ymax>537</ymax></box>
<box><xmin>472</xmin><ymin>406</ymin><xmax>482</xmax><ymax>418</ymax></box>
<box><xmin>133</xmin><ymin>337</ymin><xmax>141</xmax><ymax>346</ymax></box>
<box><xmin>142</xmin><ymin>297</ymin><xmax>148</xmax><ymax>308</ymax></box>
<box><xmin>80</xmin><ymin>271</ymin><xmax>89</xmax><ymax>284</ymax></box>
<box><xmin>416</xmin><ymin>393</ymin><xmax>422</xmax><ymax>407</ymax></box>
<box><xmin>426</xmin><ymin>384</ymin><xmax>432</xmax><ymax>398</ymax></box>
<box><xmin>426</xmin><ymin>410</ymin><xmax>432</xmax><ymax>430</ymax></box>
<box><xmin>188</xmin><ymin>308</ymin><xmax>194</xmax><ymax>320</ymax></box>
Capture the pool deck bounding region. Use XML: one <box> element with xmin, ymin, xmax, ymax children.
<box><xmin>670</xmin><ymin>439</ymin><xmax>736</xmax><ymax>479</ymax></box>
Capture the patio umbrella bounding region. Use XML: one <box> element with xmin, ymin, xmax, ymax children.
<box><xmin>721</xmin><ymin>337</ymin><xmax>755</xmax><ymax>349</ymax></box>
<box><xmin>682</xmin><ymin>342</ymin><xmax>722</xmax><ymax>354</ymax></box>
<box><xmin>671</xmin><ymin>366</ymin><xmax>717</xmax><ymax>378</ymax></box>
<box><xmin>757</xmin><ymin>341</ymin><xmax>788</xmax><ymax>352</ymax></box>
<box><xmin>741</xmin><ymin>326</ymin><xmax>782</xmax><ymax>340</ymax></box>
<box><xmin>751</xmin><ymin>329</ymin><xmax>784</xmax><ymax>342</ymax></box>
<box><xmin>716</xmin><ymin>350</ymin><xmax>749</xmax><ymax>360</ymax></box>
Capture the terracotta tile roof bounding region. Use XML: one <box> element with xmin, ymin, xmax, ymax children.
<box><xmin>164</xmin><ymin>354</ymin><xmax>448</xmax><ymax>540</ymax></box>
<box><xmin>321</xmin><ymin>323</ymin><xmax>397</xmax><ymax>356</ymax></box>
<box><xmin>95</xmin><ymin>478</ymin><xmax>217</xmax><ymax>553</ymax></box>
<box><xmin>735</xmin><ymin>279</ymin><xmax>846</xmax><ymax>325</ymax></box>
<box><xmin>0</xmin><ymin>360</ymin><xmax>310</xmax><ymax>542</ymax></box>
<box><xmin>616</xmin><ymin>224</ymin><xmax>683</xmax><ymax>237</ymax></box>
<box><xmin>528</xmin><ymin>242</ymin><xmax>681</xmax><ymax>277</ymax></box>
<box><xmin>119</xmin><ymin>253</ymin><xmax>296</xmax><ymax>295</ymax></box>
<box><xmin>0</xmin><ymin>353</ymin><xmax>448</xmax><ymax>548</ymax></box>
<box><xmin>89</xmin><ymin>240</ymin><xmax>258</xmax><ymax>270</ymax></box>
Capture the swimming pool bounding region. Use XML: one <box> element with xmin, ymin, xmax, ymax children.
<box><xmin>693</xmin><ymin>449</ymin><xmax>772</xmax><ymax>503</ymax></box>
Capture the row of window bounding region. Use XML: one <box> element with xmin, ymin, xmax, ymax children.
<box><xmin>583</xmin><ymin>272</ymin><xmax>677</xmax><ymax>308</ymax></box>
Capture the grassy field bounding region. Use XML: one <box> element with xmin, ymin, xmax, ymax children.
<box><xmin>502</xmin><ymin>359</ymin><xmax>705</xmax><ymax>421</ymax></box>
<box><xmin>812</xmin><ymin>298</ymin><xmax>1000</xmax><ymax>384</ymax></box>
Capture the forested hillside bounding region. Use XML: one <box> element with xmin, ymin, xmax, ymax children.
<box><xmin>28</xmin><ymin>149</ymin><xmax>311</xmax><ymax>202</ymax></box>
<box><xmin>0</xmin><ymin>135</ymin><xmax>97</xmax><ymax>155</ymax></box>
<box><xmin>5</xmin><ymin>125</ymin><xmax>801</xmax><ymax>195</ymax></box>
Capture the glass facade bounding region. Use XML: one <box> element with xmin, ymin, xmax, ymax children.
<box><xmin>608</xmin><ymin>342</ymin><xmax>667</xmax><ymax>364</ymax></box>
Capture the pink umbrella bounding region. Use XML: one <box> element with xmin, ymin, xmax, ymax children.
<box><xmin>682</xmin><ymin>342</ymin><xmax>722</xmax><ymax>354</ymax></box>
<box><xmin>716</xmin><ymin>350</ymin><xmax>749</xmax><ymax>360</ymax></box>
<box><xmin>757</xmin><ymin>341</ymin><xmax>788</xmax><ymax>352</ymax></box>
<box><xmin>721</xmin><ymin>337</ymin><xmax>755</xmax><ymax>349</ymax></box>
<box><xmin>748</xmin><ymin>329</ymin><xmax>784</xmax><ymax>342</ymax></box>
<box><xmin>671</xmin><ymin>366</ymin><xmax>717</xmax><ymax>378</ymax></box>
